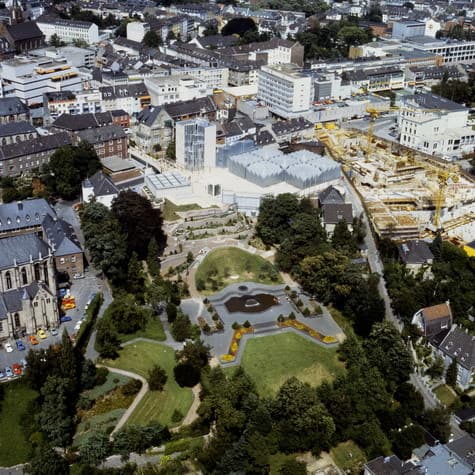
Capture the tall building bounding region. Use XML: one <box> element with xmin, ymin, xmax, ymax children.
<box><xmin>257</xmin><ymin>64</ymin><xmax>312</xmax><ymax>119</ymax></box>
<box><xmin>175</xmin><ymin>119</ymin><xmax>216</xmax><ymax>171</ymax></box>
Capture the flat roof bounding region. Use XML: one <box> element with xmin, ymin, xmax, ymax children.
<box><xmin>147</xmin><ymin>172</ymin><xmax>190</xmax><ymax>190</ymax></box>
<box><xmin>101</xmin><ymin>156</ymin><xmax>137</xmax><ymax>172</ymax></box>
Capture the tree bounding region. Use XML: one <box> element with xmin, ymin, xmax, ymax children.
<box><xmin>127</xmin><ymin>252</ymin><xmax>146</xmax><ymax>302</ymax></box>
<box><xmin>186</xmin><ymin>251</ymin><xmax>194</xmax><ymax>264</ymax></box>
<box><xmin>25</xmin><ymin>446</ymin><xmax>69</xmax><ymax>475</ymax></box>
<box><xmin>80</xmin><ymin>359</ymin><xmax>97</xmax><ymax>390</ymax></box>
<box><xmin>79</xmin><ymin>431</ymin><xmax>111</xmax><ymax>466</ymax></box>
<box><xmin>147</xmin><ymin>238</ymin><xmax>161</xmax><ymax>278</ymax></box>
<box><xmin>279</xmin><ymin>459</ymin><xmax>307</xmax><ymax>475</ymax></box>
<box><xmin>418</xmin><ymin>407</ymin><xmax>451</xmax><ymax>443</ymax></box>
<box><xmin>148</xmin><ymin>365</ymin><xmax>168</xmax><ymax>391</ymax></box>
<box><xmin>49</xmin><ymin>33</ymin><xmax>63</xmax><ymax>47</ymax></box>
<box><xmin>394</xmin><ymin>382</ymin><xmax>424</xmax><ymax>420</ymax></box>
<box><xmin>332</xmin><ymin>220</ymin><xmax>356</xmax><ymax>254</ymax></box>
<box><xmin>364</xmin><ymin>321</ymin><xmax>413</xmax><ymax>387</ymax></box>
<box><xmin>113</xmin><ymin>423</ymin><xmax>170</xmax><ymax>456</ymax></box>
<box><xmin>166</xmin><ymin>302</ymin><xmax>178</xmax><ymax>323</ymax></box>
<box><xmin>171</xmin><ymin>312</ymin><xmax>193</xmax><ymax>341</ymax></box>
<box><xmin>112</xmin><ymin>190</ymin><xmax>166</xmax><ymax>259</ymax></box>
<box><xmin>427</xmin><ymin>356</ymin><xmax>445</xmax><ymax>379</ymax></box>
<box><xmin>174</xmin><ymin>362</ymin><xmax>201</xmax><ymax>387</ymax></box>
<box><xmin>96</xmin><ymin>317</ymin><xmax>121</xmax><ymax>358</ymax></box>
<box><xmin>203</xmin><ymin>24</ymin><xmax>218</xmax><ymax>36</ymax></box>
<box><xmin>176</xmin><ymin>339</ymin><xmax>211</xmax><ymax>369</ymax></box>
<box><xmin>104</xmin><ymin>294</ymin><xmax>148</xmax><ymax>335</ymax></box>
<box><xmin>391</xmin><ymin>425</ymin><xmax>425</xmax><ymax>460</ymax></box>
<box><xmin>166</xmin><ymin>140</ymin><xmax>175</xmax><ymax>159</ymax></box>
<box><xmin>143</xmin><ymin>30</ymin><xmax>161</xmax><ymax>47</ymax></box>
<box><xmin>222</xmin><ymin>17</ymin><xmax>257</xmax><ymax>37</ymax></box>
<box><xmin>403</xmin><ymin>1</ymin><xmax>414</xmax><ymax>8</ymax></box>
<box><xmin>446</xmin><ymin>359</ymin><xmax>457</xmax><ymax>387</ymax></box>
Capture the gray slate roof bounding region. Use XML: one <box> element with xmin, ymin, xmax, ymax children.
<box><xmin>0</xmin><ymin>97</ymin><xmax>29</xmax><ymax>117</ymax></box>
<box><xmin>42</xmin><ymin>214</ymin><xmax>82</xmax><ymax>257</ymax></box>
<box><xmin>0</xmin><ymin>132</ymin><xmax>71</xmax><ymax>161</ymax></box>
<box><xmin>77</xmin><ymin>124</ymin><xmax>125</xmax><ymax>144</ymax></box>
<box><xmin>404</xmin><ymin>92</ymin><xmax>468</xmax><ymax>111</ymax></box>
<box><xmin>322</xmin><ymin>203</ymin><xmax>353</xmax><ymax>224</ymax></box>
<box><xmin>447</xmin><ymin>435</ymin><xmax>475</xmax><ymax>468</ymax></box>
<box><xmin>0</xmin><ymin>121</ymin><xmax>36</xmax><ymax>138</ymax></box>
<box><xmin>6</xmin><ymin>21</ymin><xmax>44</xmax><ymax>41</ymax></box>
<box><xmin>83</xmin><ymin>170</ymin><xmax>119</xmax><ymax>198</ymax></box>
<box><xmin>0</xmin><ymin>282</ymin><xmax>47</xmax><ymax>320</ymax></box>
<box><xmin>0</xmin><ymin>234</ymin><xmax>50</xmax><ymax>270</ymax></box>
<box><xmin>398</xmin><ymin>240</ymin><xmax>434</xmax><ymax>265</ymax></box>
<box><xmin>52</xmin><ymin>111</ymin><xmax>117</xmax><ymax>131</ymax></box>
<box><xmin>439</xmin><ymin>326</ymin><xmax>475</xmax><ymax>370</ymax></box>
<box><xmin>0</xmin><ymin>199</ymin><xmax>55</xmax><ymax>232</ymax></box>
<box><xmin>318</xmin><ymin>185</ymin><xmax>345</xmax><ymax>206</ymax></box>
<box><xmin>164</xmin><ymin>96</ymin><xmax>216</xmax><ymax>120</ymax></box>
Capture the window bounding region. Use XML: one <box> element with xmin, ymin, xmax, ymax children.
<box><xmin>60</xmin><ymin>257</ymin><xmax>65</xmax><ymax>264</ymax></box>
<box><xmin>5</xmin><ymin>271</ymin><xmax>12</xmax><ymax>290</ymax></box>
<box><xmin>46</xmin><ymin>298</ymin><xmax>50</xmax><ymax>304</ymax></box>
<box><xmin>14</xmin><ymin>313</ymin><xmax>20</xmax><ymax>327</ymax></box>
<box><xmin>34</xmin><ymin>301</ymin><xmax>38</xmax><ymax>307</ymax></box>
<box><xmin>71</xmin><ymin>256</ymin><xmax>76</xmax><ymax>263</ymax></box>
<box><xmin>21</xmin><ymin>267</ymin><xmax>27</xmax><ymax>285</ymax></box>
<box><xmin>34</xmin><ymin>263</ymin><xmax>41</xmax><ymax>280</ymax></box>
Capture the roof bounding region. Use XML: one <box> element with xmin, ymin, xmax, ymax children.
<box><xmin>0</xmin><ymin>282</ymin><xmax>46</xmax><ymax>320</ymax></box>
<box><xmin>83</xmin><ymin>170</ymin><xmax>119</xmax><ymax>198</ymax></box>
<box><xmin>42</xmin><ymin>214</ymin><xmax>82</xmax><ymax>257</ymax></box>
<box><xmin>37</xmin><ymin>15</ymin><xmax>94</xmax><ymax>29</ymax></box>
<box><xmin>99</xmin><ymin>83</ymin><xmax>149</xmax><ymax>100</ymax></box>
<box><xmin>454</xmin><ymin>408</ymin><xmax>475</xmax><ymax>422</ymax></box>
<box><xmin>0</xmin><ymin>199</ymin><xmax>55</xmax><ymax>233</ymax></box>
<box><xmin>318</xmin><ymin>185</ymin><xmax>345</xmax><ymax>205</ymax></box>
<box><xmin>272</xmin><ymin>117</ymin><xmax>313</xmax><ymax>136</ymax></box>
<box><xmin>6</xmin><ymin>21</ymin><xmax>44</xmax><ymax>41</ymax></box>
<box><xmin>77</xmin><ymin>124</ymin><xmax>125</xmax><ymax>144</ymax></box>
<box><xmin>0</xmin><ymin>132</ymin><xmax>71</xmax><ymax>161</ymax></box>
<box><xmin>194</xmin><ymin>34</ymin><xmax>238</xmax><ymax>49</ymax></box>
<box><xmin>52</xmin><ymin>112</ymin><xmax>115</xmax><ymax>131</ymax></box>
<box><xmin>322</xmin><ymin>203</ymin><xmax>353</xmax><ymax>224</ymax></box>
<box><xmin>398</xmin><ymin>240</ymin><xmax>434</xmax><ymax>265</ymax></box>
<box><xmin>439</xmin><ymin>326</ymin><xmax>475</xmax><ymax>370</ymax></box>
<box><xmin>403</xmin><ymin>93</ymin><xmax>468</xmax><ymax>111</ymax></box>
<box><xmin>421</xmin><ymin>302</ymin><xmax>452</xmax><ymax>322</ymax></box>
<box><xmin>0</xmin><ymin>97</ymin><xmax>29</xmax><ymax>117</ymax></box>
<box><xmin>364</xmin><ymin>455</ymin><xmax>423</xmax><ymax>475</ymax></box>
<box><xmin>0</xmin><ymin>234</ymin><xmax>50</xmax><ymax>270</ymax></box>
<box><xmin>447</xmin><ymin>435</ymin><xmax>475</xmax><ymax>468</ymax></box>
<box><xmin>418</xmin><ymin>443</ymin><xmax>472</xmax><ymax>475</ymax></box>
<box><xmin>0</xmin><ymin>121</ymin><xmax>36</xmax><ymax>138</ymax></box>
<box><xmin>164</xmin><ymin>96</ymin><xmax>217</xmax><ymax>119</ymax></box>
<box><xmin>136</xmin><ymin>106</ymin><xmax>164</xmax><ymax>127</ymax></box>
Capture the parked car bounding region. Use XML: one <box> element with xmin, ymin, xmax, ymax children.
<box><xmin>37</xmin><ymin>329</ymin><xmax>47</xmax><ymax>339</ymax></box>
<box><xmin>5</xmin><ymin>366</ymin><xmax>13</xmax><ymax>378</ymax></box>
<box><xmin>29</xmin><ymin>335</ymin><xmax>39</xmax><ymax>345</ymax></box>
<box><xmin>74</xmin><ymin>320</ymin><xmax>83</xmax><ymax>331</ymax></box>
<box><xmin>20</xmin><ymin>359</ymin><xmax>27</xmax><ymax>368</ymax></box>
<box><xmin>12</xmin><ymin>363</ymin><xmax>22</xmax><ymax>376</ymax></box>
<box><xmin>4</xmin><ymin>342</ymin><xmax>13</xmax><ymax>353</ymax></box>
<box><xmin>50</xmin><ymin>328</ymin><xmax>58</xmax><ymax>336</ymax></box>
<box><xmin>60</xmin><ymin>316</ymin><xmax>72</xmax><ymax>323</ymax></box>
<box><xmin>15</xmin><ymin>340</ymin><xmax>25</xmax><ymax>351</ymax></box>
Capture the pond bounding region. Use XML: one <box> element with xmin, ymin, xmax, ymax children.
<box><xmin>225</xmin><ymin>293</ymin><xmax>280</xmax><ymax>313</ymax></box>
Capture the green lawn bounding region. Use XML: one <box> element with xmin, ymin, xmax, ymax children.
<box><xmin>331</xmin><ymin>441</ymin><xmax>366</xmax><ymax>474</ymax></box>
<box><xmin>434</xmin><ymin>384</ymin><xmax>457</xmax><ymax>407</ymax></box>
<box><xmin>84</xmin><ymin>371</ymin><xmax>130</xmax><ymax>400</ymax></box>
<box><xmin>0</xmin><ymin>381</ymin><xmax>38</xmax><ymax>466</ymax></box>
<box><xmin>118</xmin><ymin>317</ymin><xmax>166</xmax><ymax>343</ymax></box>
<box><xmin>228</xmin><ymin>333</ymin><xmax>345</xmax><ymax>396</ymax></box>
<box><xmin>195</xmin><ymin>247</ymin><xmax>282</xmax><ymax>294</ymax></box>
<box><xmin>269</xmin><ymin>453</ymin><xmax>302</xmax><ymax>474</ymax></box>
<box><xmin>102</xmin><ymin>342</ymin><xmax>193</xmax><ymax>426</ymax></box>
<box><xmin>162</xmin><ymin>199</ymin><xmax>203</xmax><ymax>221</ymax></box>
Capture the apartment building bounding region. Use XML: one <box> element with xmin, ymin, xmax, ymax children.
<box><xmin>99</xmin><ymin>83</ymin><xmax>151</xmax><ymax>115</ymax></box>
<box><xmin>398</xmin><ymin>93</ymin><xmax>475</xmax><ymax>158</ymax></box>
<box><xmin>176</xmin><ymin>118</ymin><xmax>216</xmax><ymax>171</ymax></box>
<box><xmin>345</xmin><ymin>66</ymin><xmax>405</xmax><ymax>93</ymax></box>
<box><xmin>0</xmin><ymin>56</ymin><xmax>82</xmax><ymax>107</ymax></box>
<box><xmin>169</xmin><ymin>66</ymin><xmax>229</xmax><ymax>90</ymax></box>
<box><xmin>144</xmin><ymin>76</ymin><xmax>212</xmax><ymax>106</ymax></box>
<box><xmin>257</xmin><ymin>64</ymin><xmax>312</xmax><ymax>119</ymax></box>
<box><xmin>43</xmin><ymin>90</ymin><xmax>103</xmax><ymax>122</ymax></box>
<box><xmin>36</xmin><ymin>16</ymin><xmax>99</xmax><ymax>45</ymax></box>
<box><xmin>127</xmin><ymin>16</ymin><xmax>190</xmax><ymax>43</ymax></box>
<box><xmin>75</xmin><ymin>125</ymin><xmax>128</xmax><ymax>160</ymax></box>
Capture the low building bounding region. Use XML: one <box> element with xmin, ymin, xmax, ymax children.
<box><xmin>0</xmin><ymin>97</ymin><xmax>29</xmax><ymax>124</ymax></box>
<box><xmin>318</xmin><ymin>185</ymin><xmax>345</xmax><ymax>207</ymax></box>
<box><xmin>0</xmin><ymin>21</ymin><xmax>44</xmax><ymax>53</ymax></box>
<box><xmin>322</xmin><ymin>203</ymin><xmax>353</xmax><ymax>234</ymax></box>
<box><xmin>397</xmin><ymin>240</ymin><xmax>434</xmax><ymax>274</ymax></box>
<box><xmin>99</xmin><ymin>83</ymin><xmax>151</xmax><ymax>116</ymax></box>
<box><xmin>0</xmin><ymin>121</ymin><xmax>37</xmax><ymax>145</ymax></box>
<box><xmin>392</xmin><ymin>20</ymin><xmax>426</xmax><ymax>40</ymax></box>
<box><xmin>144</xmin><ymin>172</ymin><xmax>191</xmax><ymax>203</ymax></box>
<box><xmin>271</xmin><ymin>117</ymin><xmax>314</xmax><ymax>144</ymax></box>
<box><xmin>36</xmin><ymin>16</ymin><xmax>99</xmax><ymax>44</ymax></box>
<box><xmin>134</xmin><ymin>106</ymin><xmax>173</xmax><ymax>153</ymax></box>
<box><xmin>0</xmin><ymin>132</ymin><xmax>71</xmax><ymax>177</ymax></box>
<box><xmin>447</xmin><ymin>435</ymin><xmax>475</xmax><ymax>469</ymax></box>
<box><xmin>81</xmin><ymin>170</ymin><xmax>119</xmax><ymax>209</ymax></box>
<box><xmin>144</xmin><ymin>76</ymin><xmax>212</xmax><ymax>106</ymax></box>
<box><xmin>411</xmin><ymin>301</ymin><xmax>453</xmax><ymax>338</ymax></box>
<box><xmin>43</xmin><ymin>90</ymin><xmax>103</xmax><ymax>122</ymax></box>
<box><xmin>364</xmin><ymin>455</ymin><xmax>421</xmax><ymax>475</ymax></box>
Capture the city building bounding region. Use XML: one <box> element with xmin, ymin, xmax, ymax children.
<box><xmin>134</xmin><ymin>105</ymin><xmax>174</xmax><ymax>153</ymax></box>
<box><xmin>145</xmin><ymin>76</ymin><xmax>212</xmax><ymax>106</ymax></box>
<box><xmin>99</xmin><ymin>83</ymin><xmax>151</xmax><ymax>116</ymax></box>
<box><xmin>408</xmin><ymin>36</ymin><xmax>475</xmax><ymax>65</ymax></box>
<box><xmin>36</xmin><ymin>16</ymin><xmax>99</xmax><ymax>45</ymax></box>
<box><xmin>175</xmin><ymin>118</ymin><xmax>216</xmax><ymax>171</ymax></box>
<box><xmin>127</xmin><ymin>16</ymin><xmax>190</xmax><ymax>43</ymax></box>
<box><xmin>411</xmin><ymin>301</ymin><xmax>453</xmax><ymax>338</ymax></box>
<box><xmin>81</xmin><ymin>170</ymin><xmax>119</xmax><ymax>208</ymax></box>
<box><xmin>0</xmin><ymin>97</ymin><xmax>29</xmax><ymax>124</ymax></box>
<box><xmin>144</xmin><ymin>172</ymin><xmax>191</xmax><ymax>203</ymax></box>
<box><xmin>43</xmin><ymin>90</ymin><xmax>104</xmax><ymax>123</ymax></box>
<box><xmin>397</xmin><ymin>93</ymin><xmax>475</xmax><ymax>158</ymax></box>
<box><xmin>0</xmin><ymin>121</ymin><xmax>36</xmax><ymax>145</ymax></box>
<box><xmin>75</xmin><ymin>125</ymin><xmax>128</xmax><ymax>160</ymax></box>
<box><xmin>257</xmin><ymin>64</ymin><xmax>312</xmax><ymax>119</ymax></box>
<box><xmin>0</xmin><ymin>21</ymin><xmax>44</xmax><ymax>52</ymax></box>
<box><xmin>392</xmin><ymin>20</ymin><xmax>426</xmax><ymax>40</ymax></box>
<box><xmin>397</xmin><ymin>240</ymin><xmax>434</xmax><ymax>274</ymax></box>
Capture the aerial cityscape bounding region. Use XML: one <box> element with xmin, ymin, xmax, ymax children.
<box><xmin>0</xmin><ymin>0</ymin><xmax>475</xmax><ymax>473</ymax></box>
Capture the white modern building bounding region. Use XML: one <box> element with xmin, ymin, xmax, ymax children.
<box><xmin>37</xmin><ymin>17</ymin><xmax>99</xmax><ymax>45</ymax></box>
<box><xmin>392</xmin><ymin>20</ymin><xmax>426</xmax><ymax>40</ymax></box>
<box><xmin>408</xmin><ymin>36</ymin><xmax>475</xmax><ymax>64</ymax></box>
<box><xmin>397</xmin><ymin>93</ymin><xmax>475</xmax><ymax>158</ymax></box>
<box><xmin>176</xmin><ymin>119</ymin><xmax>216</xmax><ymax>171</ymax></box>
<box><xmin>144</xmin><ymin>76</ymin><xmax>212</xmax><ymax>106</ymax></box>
<box><xmin>0</xmin><ymin>56</ymin><xmax>82</xmax><ymax>107</ymax></box>
<box><xmin>43</xmin><ymin>90</ymin><xmax>103</xmax><ymax>122</ymax></box>
<box><xmin>257</xmin><ymin>64</ymin><xmax>312</xmax><ymax>118</ymax></box>
<box><xmin>169</xmin><ymin>66</ymin><xmax>229</xmax><ymax>90</ymax></box>
<box><xmin>144</xmin><ymin>172</ymin><xmax>191</xmax><ymax>203</ymax></box>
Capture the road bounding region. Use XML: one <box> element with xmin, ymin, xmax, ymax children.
<box><xmin>343</xmin><ymin>175</ymin><xmax>465</xmax><ymax>441</ymax></box>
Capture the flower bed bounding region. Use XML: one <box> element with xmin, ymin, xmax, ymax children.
<box><xmin>220</xmin><ymin>327</ymin><xmax>254</xmax><ymax>363</ymax></box>
<box><xmin>278</xmin><ymin>319</ymin><xmax>336</xmax><ymax>344</ymax></box>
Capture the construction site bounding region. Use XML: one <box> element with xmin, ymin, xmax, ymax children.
<box><xmin>317</xmin><ymin>120</ymin><xmax>475</xmax><ymax>245</ymax></box>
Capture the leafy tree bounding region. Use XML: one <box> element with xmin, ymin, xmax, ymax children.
<box><xmin>96</xmin><ymin>317</ymin><xmax>121</xmax><ymax>358</ymax></box>
<box><xmin>113</xmin><ymin>423</ymin><xmax>170</xmax><ymax>456</ymax></box>
<box><xmin>174</xmin><ymin>362</ymin><xmax>201</xmax><ymax>387</ymax></box>
<box><xmin>222</xmin><ymin>17</ymin><xmax>257</xmax><ymax>37</ymax></box>
<box><xmin>391</xmin><ymin>425</ymin><xmax>425</xmax><ymax>460</ymax></box>
<box><xmin>427</xmin><ymin>356</ymin><xmax>445</xmax><ymax>379</ymax></box>
<box><xmin>394</xmin><ymin>382</ymin><xmax>424</xmax><ymax>420</ymax></box>
<box><xmin>203</xmin><ymin>24</ymin><xmax>218</xmax><ymax>36</ymax></box>
<box><xmin>171</xmin><ymin>312</ymin><xmax>193</xmax><ymax>341</ymax></box>
<box><xmin>148</xmin><ymin>365</ymin><xmax>168</xmax><ymax>391</ymax></box>
<box><xmin>166</xmin><ymin>140</ymin><xmax>176</xmax><ymax>159</ymax></box>
<box><xmin>166</xmin><ymin>302</ymin><xmax>178</xmax><ymax>323</ymax></box>
<box><xmin>175</xmin><ymin>339</ymin><xmax>211</xmax><ymax>369</ymax></box>
<box><xmin>112</xmin><ymin>190</ymin><xmax>166</xmax><ymax>259</ymax></box>
<box><xmin>143</xmin><ymin>30</ymin><xmax>161</xmax><ymax>47</ymax></box>
<box><xmin>49</xmin><ymin>33</ymin><xmax>63</xmax><ymax>47</ymax></box>
<box><xmin>432</xmin><ymin>75</ymin><xmax>475</xmax><ymax>106</ymax></box>
<box><xmin>418</xmin><ymin>407</ymin><xmax>451</xmax><ymax>443</ymax></box>
<box><xmin>365</xmin><ymin>321</ymin><xmax>413</xmax><ymax>387</ymax></box>
<box><xmin>332</xmin><ymin>220</ymin><xmax>356</xmax><ymax>254</ymax></box>
<box><xmin>446</xmin><ymin>359</ymin><xmax>457</xmax><ymax>387</ymax></box>
<box><xmin>279</xmin><ymin>459</ymin><xmax>307</xmax><ymax>475</ymax></box>
<box><xmin>104</xmin><ymin>294</ymin><xmax>148</xmax><ymax>335</ymax></box>
<box><xmin>127</xmin><ymin>252</ymin><xmax>146</xmax><ymax>302</ymax></box>
<box><xmin>147</xmin><ymin>238</ymin><xmax>161</xmax><ymax>277</ymax></box>
<box><xmin>44</xmin><ymin>142</ymin><xmax>101</xmax><ymax>199</ymax></box>
<box><xmin>25</xmin><ymin>445</ymin><xmax>69</xmax><ymax>475</ymax></box>
<box><xmin>79</xmin><ymin>431</ymin><xmax>111</xmax><ymax>466</ymax></box>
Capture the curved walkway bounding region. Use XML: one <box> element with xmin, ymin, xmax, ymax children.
<box><xmin>96</xmin><ymin>365</ymin><xmax>148</xmax><ymax>438</ymax></box>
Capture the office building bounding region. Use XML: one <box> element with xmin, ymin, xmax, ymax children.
<box><xmin>36</xmin><ymin>16</ymin><xmax>99</xmax><ymax>45</ymax></box>
<box><xmin>392</xmin><ymin>20</ymin><xmax>426</xmax><ymax>40</ymax></box>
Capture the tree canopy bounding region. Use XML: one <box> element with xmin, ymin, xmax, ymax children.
<box><xmin>222</xmin><ymin>17</ymin><xmax>257</xmax><ymax>37</ymax></box>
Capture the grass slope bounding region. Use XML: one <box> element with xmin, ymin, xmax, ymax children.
<box><xmin>162</xmin><ymin>200</ymin><xmax>202</xmax><ymax>221</ymax></box>
<box><xmin>118</xmin><ymin>317</ymin><xmax>166</xmax><ymax>343</ymax></box>
<box><xmin>230</xmin><ymin>333</ymin><xmax>344</xmax><ymax>396</ymax></box>
<box><xmin>0</xmin><ymin>381</ymin><xmax>38</xmax><ymax>466</ymax></box>
<box><xmin>434</xmin><ymin>384</ymin><xmax>457</xmax><ymax>407</ymax></box>
<box><xmin>102</xmin><ymin>342</ymin><xmax>193</xmax><ymax>426</ymax></box>
<box><xmin>331</xmin><ymin>441</ymin><xmax>366</xmax><ymax>473</ymax></box>
<box><xmin>195</xmin><ymin>247</ymin><xmax>282</xmax><ymax>294</ymax></box>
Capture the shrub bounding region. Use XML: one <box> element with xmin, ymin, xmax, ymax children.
<box><xmin>290</xmin><ymin>290</ymin><xmax>297</xmax><ymax>299</ymax></box>
<box><xmin>289</xmin><ymin>312</ymin><xmax>296</xmax><ymax>320</ymax></box>
<box><xmin>303</xmin><ymin>307</ymin><xmax>311</xmax><ymax>317</ymax></box>
<box><xmin>232</xmin><ymin>322</ymin><xmax>241</xmax><ymax>330</ymax></box>
<box><xmin>77</xmin><ymin>395</ymin><xmax>93</xmax><ymax>410</ymax></box>
<box><xmin>174</xmin><ymin>362</ymin><xmax>201</xmax><ymax>387</ymax></box>
<box><xmin>203</xmin><ymin>298</ymin><xmax>209</xmax><ymax>304</ymax></box>
<box><xmin>196</xmin><ymin>278</ymin><xmax>205</xmax><ymax>291</ymax></box>
<box><xmin>95</xmin><ymin>367</ymin><xmax>109</xmax><ymax>386</ymax></box>
<box><xmin>314</xmin><ymin>304</ymin><xmax>322</xmax><ymax>315</ymax></box>
<box><xmin>121</xmin><ymin>379</ymin><xmax>142</xmax><ymax>396</ymax></box>
<box><xmin>171</xmin><ymin>409</ymin><xmax>183</xmax><ymax>423</ymax></box>
<box><xmin>243</xmin><ymin>320</ymin><xmax>251</xmax><ymax>328</ymax></box>
<box><xmin>212</xmin><ymin>313</ymin><xmax>219</xmax><ymax>321</ymax></box>
<box><xmin>148</xmin><ymin>365</ymin><xmax>168</xmax><ymax>391</ymax></box>
<box><xmin>203</xmin><ymin>323</ymin><xmax>210</xmax><ymax>333</ymax></box>
<box><xmin>277</xmin><ymin>314</ymin><xmax>285</xmax><ymax>323</ymax></box>
<box><xmin>296</xmin><ymin>298</ymin><xmax>303</xmax><ymax>307</ymax></box>
<box><xmin>216</xmin><ymin>321</ymin><xmax>224</xmax><ymax>331</ymax></box>
<box><xmin>166</xmin><ymin>302</ymin><xmax>178</xmax><ymax>323</ymax></box>
<box><xmin>285</xmin><ymin>285</ymin><xmax>290</xmax><ymax>291</ymax></box>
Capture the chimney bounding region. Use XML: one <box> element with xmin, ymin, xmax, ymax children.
<box><xmin>17</xmin><ymin>201</ymin><xmax>23</xmax><ymax>211</ymax></box>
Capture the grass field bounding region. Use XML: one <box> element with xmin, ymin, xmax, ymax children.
<box><xmin>331</xmin><ymin>441</ymin><xmax>366</xmax><ymax>474</ymax></box>
<box><xmin>228</xmin><ymin>333</ymin><xmax>345</xmax><ymax>396</ymax></box>
<box><xmin>162</xmin><ymin>199</ymin><xmax>203</xmax><ymax>221</ymax></box>
<box><xmin>434</xmin><ymin>384</ymin><xmax>457</xmax><ymax>407</ymax></box>
<box><xmin>195</xmin><ymin>247</ymin><xmax>282</xmax><ymax>294</ymax></box>
<box><xmin>0</xmin><ymin>381</ymin><xmax>38</xmax><ymax>466</ymax></box>
<box><xmin>102</xmin><ymin>342</ymin><xmax>193</xmax><ymax>426</ymax></box>
<box><xmin>118</xmin><ymin>317</ymin><xmax>166</xmax><ymax>343</ymax></box>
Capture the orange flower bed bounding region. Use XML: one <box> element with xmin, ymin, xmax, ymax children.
<box><xmin>220</xmin><ymin>326</ymin><xmax>254</xmax><ymax>363</ymax></box>
<box><xmin>279</xmin><ymin>319</ymin><xmax>336</xmax><ymax>344</ymax></box>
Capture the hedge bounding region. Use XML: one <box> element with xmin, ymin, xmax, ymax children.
<box><xmin>76</xmin><ymin>293</ymin><xmax>104</xmax><ymax>352</ymax></box>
